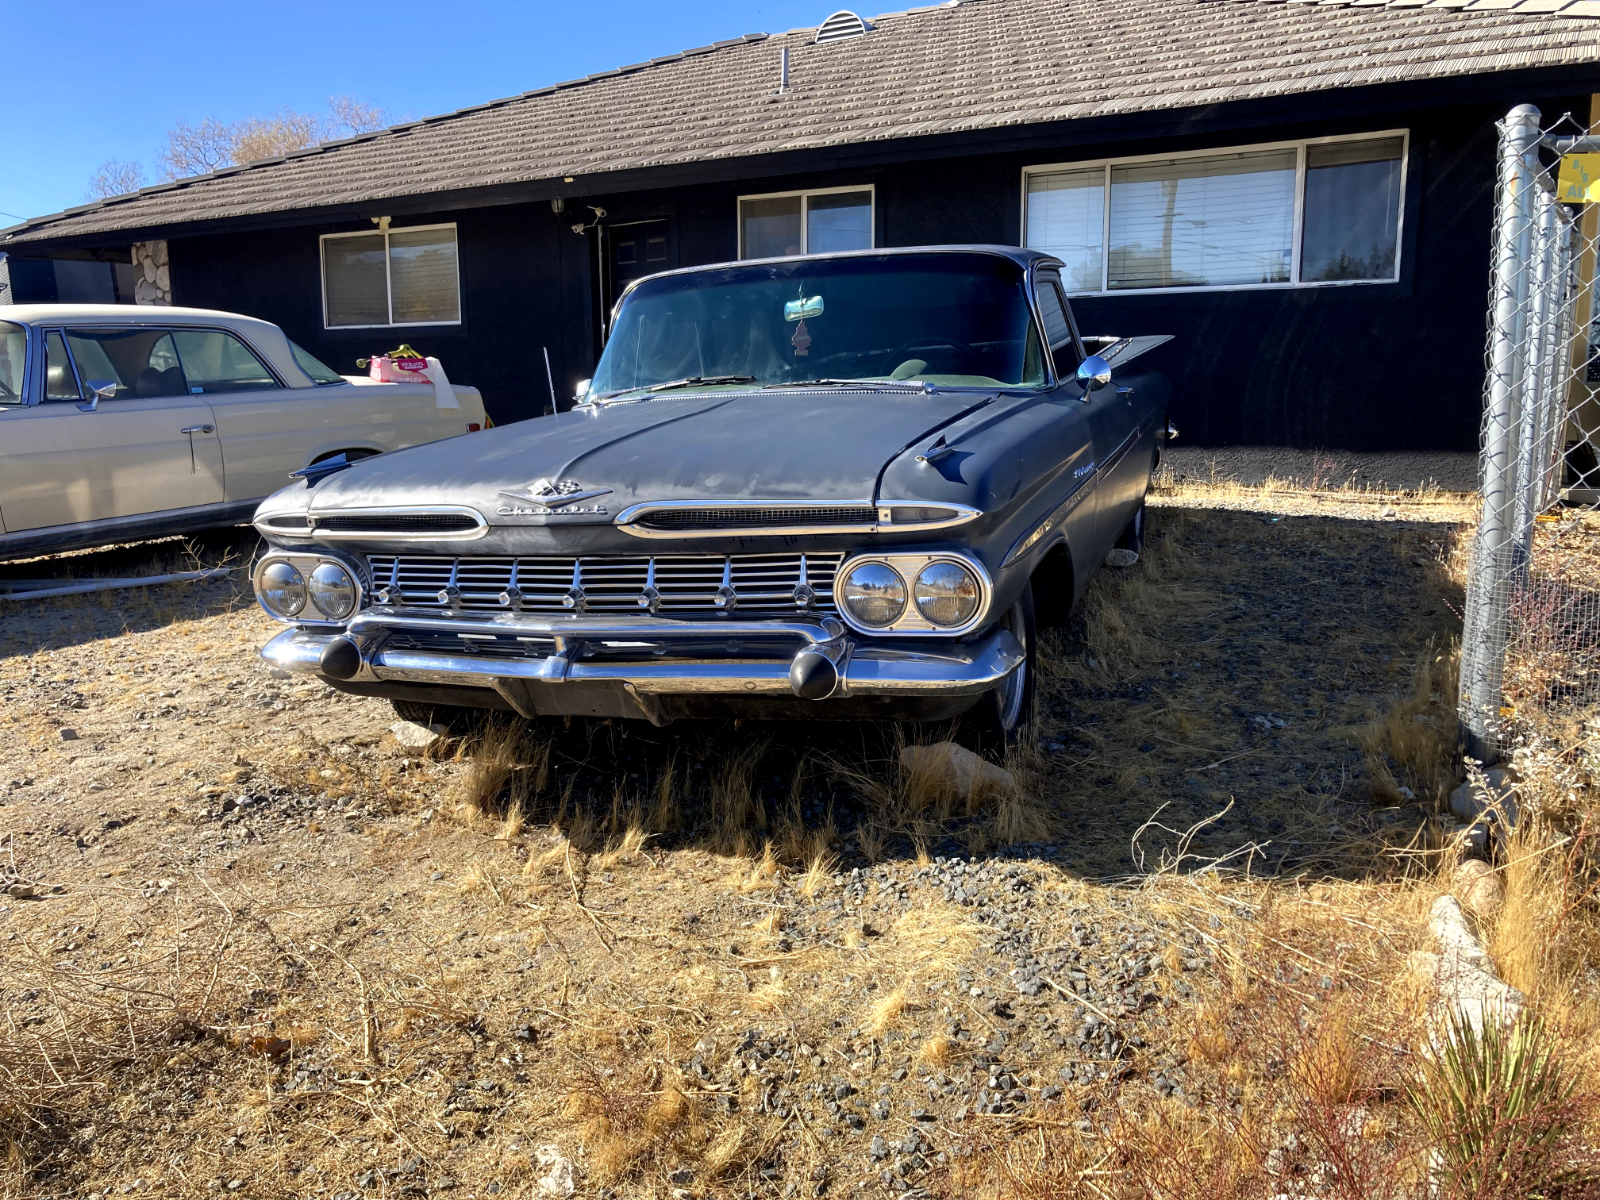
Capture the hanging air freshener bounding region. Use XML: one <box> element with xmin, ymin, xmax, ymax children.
<box><xmin>791</xmin><ymin>319</ymin><xmax>812</xmax><ymax>356</ymax></box>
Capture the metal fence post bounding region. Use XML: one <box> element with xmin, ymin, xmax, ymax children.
<box><xmin>1461</xmin><ymin>103</ymin><xmax>1542</xmax><ymax>762</ymax></box>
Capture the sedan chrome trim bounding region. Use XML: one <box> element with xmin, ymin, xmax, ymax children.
<box><xmin>614</xmin><ymin>499</ymin><xmax>982</xmax><ymax>538</ymax></box>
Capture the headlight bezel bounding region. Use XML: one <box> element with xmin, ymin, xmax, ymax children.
<box><xmin>253</xmin><ymin>552</ymin><xmax>367</xmax><ymax>625</ymax></box>
<box><xmin>834</xmin><ymin>550</ymin><xmax>991</xmax><ymax>637</ymax></box>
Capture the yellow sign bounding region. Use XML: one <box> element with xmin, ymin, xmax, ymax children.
<box><xmin>1557</xmin><ymin>154</ymin><xmax>1600</xmax><ymax>203</ymax></box>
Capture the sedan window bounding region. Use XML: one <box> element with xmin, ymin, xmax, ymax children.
<box><xmin>58</xmin><ymin>328</ymin><xmax>188</xmax><ymax>401</ymax></box>
<box><xmin>289</xmin><ymin>340</ymin><xmax>348</xmax><ymax>386</ymax></box>
<box><xmin>0</xmin><ymin>321</ymin><xmax>24</xmax><ymax>403</ymax></box>
<box><xmin>171</xmin><ymin>329</ymin><xmax>280</xmax><ymax>393</ymax></box>
<box><xmin>45</xmin><ymin>331</ymin><xmax>82</xmax><ymax>402</ymax></box>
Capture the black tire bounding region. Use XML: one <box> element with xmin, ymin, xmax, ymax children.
<box><xmin>965</xmin><ymin>579</ymin><xmax>1038</xmax><ymax>754</ymax></box>
<box><xmin>391</xmin><ymin>697</ymin><xmax>488</xmax><ymax>736</ymax></box>
<box><xmin>1114</xmin><ymin>496</ymin><xmax>1146</xmax><ymax>556</ymax></box>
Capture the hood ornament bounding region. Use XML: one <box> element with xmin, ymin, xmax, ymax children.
<box><xmin>498</xmin><ymin>477</ymin><xmax>613</xmax><ymax>509</ymax></box>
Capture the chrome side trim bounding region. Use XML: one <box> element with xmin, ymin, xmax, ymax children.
<box><xmin>1002</xmin><ymin>476</ymin><xmax>1094</xmax><ymax>567</ymax></box>
<box><xmin>296</xmin><ymin>505</ymin><xmax>489</xmax><ymax>541</ymax></box>
<box><xmin>834</xmin><ymin>549</ymin><xmax>993</xmax><ymax>638</ymax></box>
<box><xmin>614</xmin><ymin>499</ymin><xmax>982</xmax><ymax>538</ymax></box>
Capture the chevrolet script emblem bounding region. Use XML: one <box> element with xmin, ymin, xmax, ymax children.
<box><xmin>497</xmin><ymin>477</ymin><xmax>613</xmax><ymax>509</ymax></box>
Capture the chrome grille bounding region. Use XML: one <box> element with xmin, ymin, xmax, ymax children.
<box><xmin>366</xmin><ymin>553</ymin><xmax>841</xmax><ymax>616</ymax></box>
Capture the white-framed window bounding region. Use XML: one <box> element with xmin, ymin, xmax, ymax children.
<box><xmin>738</xmin><ymin>185</ymin><xmax>875</xmax><ymax>259</ymax></box>
<box><xmin>1023</xmin><ymin>132</ymin><xmax>1407</xmax><ymax>295</ymax></box>
<box><xmin>320</xmin><ymin>223</ymin><xmax>462</xmax><ymax>328</ymax></box>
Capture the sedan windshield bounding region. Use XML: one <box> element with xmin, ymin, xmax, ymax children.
<box><xmin>591</xmin><ymin>253</ymin><xmax>1046</xmax><ymax>398</ymax></box>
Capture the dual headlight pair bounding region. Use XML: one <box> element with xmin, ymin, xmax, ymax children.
<box><xmin>256</xmin><ymin>558</ymin><xmax>359</xmax><ymax>621</ymax></box>
<box><xmin>837</xmin><ymin>555</ymin><xmax>986</xmax><ymax>632</ymax></box>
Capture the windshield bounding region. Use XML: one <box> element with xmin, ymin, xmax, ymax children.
<box><xmin>0</xmin><ymin>321</ymin><xmax>24</xmax><ymax>403</ymax></box>
<box><xmin>290</xmin><ymin>340</ymin><xmax>347</xmax><ymax>385</ymax></box>
<box><xmin>591</xmin><ymin>253</ymin><xmax>1046</xmax><ymax>397</ymax></box>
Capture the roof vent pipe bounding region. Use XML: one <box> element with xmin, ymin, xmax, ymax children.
<box><xmin>779</xmin><ymin>47</ymin><xmax>790</xmax><ymax>93</ymax></box>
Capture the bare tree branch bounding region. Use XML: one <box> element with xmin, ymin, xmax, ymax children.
<box><xmin>86</xmin><ymin>159</ymin><xmax>147</xmax><ymax>201</ymax></box>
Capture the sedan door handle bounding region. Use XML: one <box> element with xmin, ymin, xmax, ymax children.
<box><xmin>180</xmin><ymin>424</ymin><xmax>215</xmax><ymax>434</ymax></box>
<box><xmin>1116</xmin><ymin>387</ymin><xmax>1135</xmax><ymax>398</ymax></box>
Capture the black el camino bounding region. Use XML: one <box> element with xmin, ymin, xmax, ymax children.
<box><xmin>251</xmin><ymin>246</ymin><xmax>1173</xmax><ymax>745</ymax></box>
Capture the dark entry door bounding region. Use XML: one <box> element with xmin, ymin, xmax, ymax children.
<box><xmin>609</xmin><ymin>220</ymin><xmax>674</xmax><ymax>293</ymax></box>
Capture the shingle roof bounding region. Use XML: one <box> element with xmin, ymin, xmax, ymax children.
<box><xmin>7</xmin><ymin>0</ymin><xmax>1600</xmax><ymax>248</ymax></box>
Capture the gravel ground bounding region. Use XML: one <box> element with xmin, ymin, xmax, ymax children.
<box><xmin>0</xmin><ymin>488</ymin><xmax>1471</xmax><ymax>1199</ymax></box>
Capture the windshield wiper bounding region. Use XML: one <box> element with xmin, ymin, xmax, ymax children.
<box><xmin>763</xmin><ymin>378</ymin><xmax>937</xmax><ymax>393</ymax></box>
<box><xmin>595</xmin><ymin>375</ymin><xmax>755</xmax><ymax>401</ymax></box>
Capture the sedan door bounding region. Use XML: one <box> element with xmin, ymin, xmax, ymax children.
<box><xmin>0</xmin><ymin>327</ymin><xmax>224</xmax><ymax>534</ymax></box>
<box><xmin>181</xmin><ymin>329</ymin><xmax>454</xmax><ymax>503</ymax></box>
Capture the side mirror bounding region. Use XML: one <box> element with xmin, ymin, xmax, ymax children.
<box><xmin>78</xmin><ymin>380</ymin><xmax>118</xmax><ymax>412</ymax></box>
<box><xmin>572</xmin><ymin>378</ymin><xmax>592</xmax><ymax>406</ymax></box>
<box><xmin>1074</xmin><ymin>355</ymin><xmax>1112</xmax><ymax>397</ymax></box>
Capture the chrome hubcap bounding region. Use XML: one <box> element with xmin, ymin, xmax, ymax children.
<box><xmin>995</xmin><ymin>601</ymin><xmax>1028</xmax><ymax>729</ymax></box>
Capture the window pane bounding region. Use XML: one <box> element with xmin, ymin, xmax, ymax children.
<box><xmin>323</xmin><ymin>233</ymin><xmax>389</xmax><ymax>327</ymax></box>
<box><xmin>389</xmin><ymin>227</ymin><xmax>461</xmax><ymax>324</ymax></box>
<box><xmin>1036</xmin><ymin>280</ymin><xmax>1071</xmax><ymax>349</ymax></box>
<box><xmin>1026</xmin><ymin>169</ymin><xmax>1104</xmax><ymax>291</ymax></box>
<box><xmin>45</xmin><ymin>331</ymin><xmax>80</xmax><ymax>402</ymax></box>
<box><xmin>741</xmin><ymin>196</ymin><xmax>803</xmax><ymax>259</ymax></box>
<box><xmin>63</xmin><ymin>329</ymin><xmax>186</xmax><ymax>399</ymax></box>
<box><xmin>0</xmin><ymin>321</ymin><xmax>24</xmax><ymax>403</ymax></box>
<box><xmin>806</xmin><ymin>190</ymin><xmax>873</xmax><ymax>254</ymax></box>
<box><xmin>1300</xmin><ymin>137</ymin><xmax>1404</xmax><ymax>282</ymax></box>
<box><xmin>172</xmin><ymin>329</ymin><xmax>280</xmax><ymax>393</ymax></box>
<box><xmin>1109</xmin><ymin>149</ymin><xmax>1296</xmax><ymax>289</ymax></box>
<box><xmin>290</xmin><ymin>340</ymin><xmax>347</xmax><ymax>385</ymax></box>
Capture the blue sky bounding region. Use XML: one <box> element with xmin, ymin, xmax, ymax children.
<box><xmin>5</xmin><ymin>0</ymin><xmax>836</xmax><ymax>226</ymax></box>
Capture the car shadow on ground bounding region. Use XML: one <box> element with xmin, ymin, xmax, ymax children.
<box><xmin>434</xmin><ymin>500</ymin><xmax>1471</xmax><ymax>885</ymax></box>
<box><xmin>0</xmin><ymin>528</ymin><xmax>260</xmax><ymax>660</ymax></box>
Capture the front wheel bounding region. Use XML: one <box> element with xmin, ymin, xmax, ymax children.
<box><xmin>1114</xmin><ymin>496</ymin><xmax>1146</xmax><ymax>556</ymax></box>
<box><xmin>964</xmin><ymin>580</ymin><xmax>1037</xmax><ymax>754</ymax></box>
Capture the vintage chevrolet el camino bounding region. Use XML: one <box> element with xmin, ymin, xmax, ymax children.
<box><xmin>251</xmin><ymin>247</ymin><xmax>1172</xmax><ymax>744</ymax></box>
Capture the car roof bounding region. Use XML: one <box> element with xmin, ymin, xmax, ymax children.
<box><xmin>617</xmin><ymin>244</ymin><xmax>1064</xmax><ymax>299</ymax></box>
<box><xmin>0</xmin><ymin>304</ymin><xmax>281</xmax><ymax>332</ymax></box>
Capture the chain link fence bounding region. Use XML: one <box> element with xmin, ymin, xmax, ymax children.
<box><xmin>1459</xmin><ymin>104</ymin><xmax>1600</xmax><ymax>763</ymax></box>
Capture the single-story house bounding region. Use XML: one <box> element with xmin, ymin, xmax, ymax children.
<box><xmin>5</xmin><ymin>0</ymin><xmax>1600</xmax><ymax>455</ymax></box>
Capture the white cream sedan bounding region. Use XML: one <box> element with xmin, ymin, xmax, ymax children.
<box><xmin>0</xmin><ymin>305</ymin><xmax>488</xmax><ymax>560</ymax></box>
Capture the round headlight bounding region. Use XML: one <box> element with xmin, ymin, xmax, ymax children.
<box><xmin>308</xmin><ymin>562</ymin><xmax>357</xmax><ymax>620</ymax></box>
<box><xmin>841</xmin><ymin>561</ymin><xmax>906</xmax><ymax>628</ymax></box>
<box><xmin>258</xmin><ymin>561</ymin><xmax>307</xmax><ymax>618</ymax></box>
<box><xmin>914</xmin><ymin>561</ymin><xmax>981</xmax><ymax>628</ymax></box>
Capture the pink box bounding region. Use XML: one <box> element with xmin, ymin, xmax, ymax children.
<box><xmin>368</xmin><ymin>355</ymin><xmax>430</xmax><ymax>383</ymax></box>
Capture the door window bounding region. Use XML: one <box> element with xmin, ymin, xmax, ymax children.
<box><xmin>171</xmin><ymin>329</ymin><xmax>280</xmax><ymax>393</ymax></box>
<box><xmin>0</xmin><ymin>321</ymin><xmax>26</xmax><ymax>403</ymax></box>
<box><xmin>1035</xmin><ymin>280</ymin><xmax>1080</xmax><ymax>381</ymax></box>
<box><xmin>56</xmin><ymin>328</ymin><xmax>187</xmax><ymax>400</ymax></box>
<box><xmin>45</xmin><ymin>331</ymin><xmax>82</xmax><ymax>402</ymax></box>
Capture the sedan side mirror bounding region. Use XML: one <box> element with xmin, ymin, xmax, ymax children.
<box><xmin>78</xmin><ymin>380</ymin><xmax>118</xmax><ymax>413</ymax></box>
<box><xmin>1074</xmin><ymin>356</ymin><xmax>1112</xmax><ymax>397</ymax></box>
<box><xmin>573</xmin><ymin>378</ymin><xmax>592</xmax><ymax>406</ymax></box>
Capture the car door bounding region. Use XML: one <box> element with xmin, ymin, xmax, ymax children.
<box><xmin>187</xmin><ymin>328</ymin><xmax>456</xmax><ymax>503</ymax></box>
<box><xmin>1033</xmin><ymin>276</ymin><xmax>1118</xmax><ymax>576</ymax></box>
<box><xmin>0</xmin><ymin>326</ymin><xmax>224</xmax><ymax>534</ymax></box>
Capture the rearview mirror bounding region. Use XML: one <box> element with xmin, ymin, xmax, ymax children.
<box><xmin>1074</xmin><ymin>355</ymin><xmax>1112</xmax><ymax>395</ymax></box>
<box><xmin>78</xmin><ymin>380</ymin><xmax>118</xmax><ymax>412</ymax></box>
<box><xmin>784</xmin><ymin>295</ymin><xmax>824</xmax><ymax>322</ymax></box>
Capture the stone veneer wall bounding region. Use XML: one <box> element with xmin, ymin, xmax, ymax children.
<box><xmin>130</xmin><ymin>241</ymin><xmax>171</xmax><ymax>305</ymax></box>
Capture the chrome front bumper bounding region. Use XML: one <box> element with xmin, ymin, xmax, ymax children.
<box><xmin>261</xmin><ymin>607</ymin><xmax>1023</xmax><ymax>723</ymax></box>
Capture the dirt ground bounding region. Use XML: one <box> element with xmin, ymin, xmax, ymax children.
<box><xmin>0</xmin><ymin>481</ymin><xmax>1485</xmax><ymax>1200</ymax></box>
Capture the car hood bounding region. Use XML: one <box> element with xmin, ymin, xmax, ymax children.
<box><xmin>295</xmin><ymin>389</ymin><xmax>994</xmax><ymax>519</ymax></box>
